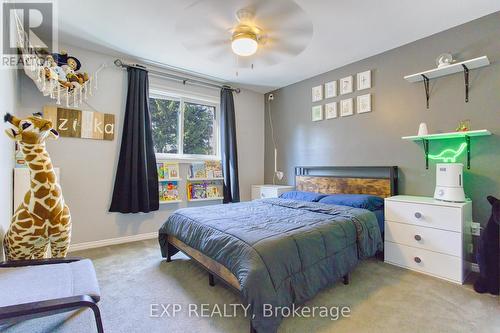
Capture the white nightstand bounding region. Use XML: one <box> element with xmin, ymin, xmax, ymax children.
<box><xmin>384</xmin><ymin>195</ymin><xmax>472</xmax><ymax>284</ymax></box>
<box><xmin>251</xmin><ymin>185</ymin><xmax>295</xmax><ymax>200</ymax></box>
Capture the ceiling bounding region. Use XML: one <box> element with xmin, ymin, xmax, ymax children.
<box><xmin>55</xmin><ymin>0</ymin><xmax>500</xmax><ymax>93</ymax></box>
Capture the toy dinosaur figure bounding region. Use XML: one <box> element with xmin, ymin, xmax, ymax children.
<box><xmin>428</xmin><ymin>143</ymin><xmax>467</xmax><ymax>163</ymax></box>
<box><xmin>3</xmin><ymin>112</ymin><xmax>71</xmax><ymax>260</ymax></box>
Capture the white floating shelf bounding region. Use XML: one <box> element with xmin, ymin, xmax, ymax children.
<box><xmin>160</xmin><ymin>200</ymin><xmax>182</xmax><ymax>204</ymax></box>
<box><xmin>402</xmin><ymin>129</ymin><xmax>492</xmax><ymax>170</ymax></box>
<box><xmin>159</xmin><ymin>178</ymin><xmax>182</xmax><ymax>182</ymax></box>
<box><xmin>188</xmin><ymin>197</ymin><xmax>224</xmax><ymax>202</ymax></box>
<box><xmin>404</xmin><ymin>56</ymin><xmax>490</xmax><ymax>82</ymax></box>
<box><xmin>187</xmin><ymin>177</ymin><xmax>224</xmax><ymax>181</ymax></box>
<box><xmin>402</xmin><ymin>129</ymin><xmax>491</xmax><ymax>141</ymax></box>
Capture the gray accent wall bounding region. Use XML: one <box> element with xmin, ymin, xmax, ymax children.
<box><xmin>265</xmin><ymin>12</ymin><xmax>500</xmax><ymax>225</ymax></box>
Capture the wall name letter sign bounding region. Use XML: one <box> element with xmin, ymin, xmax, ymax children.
<box><xmin>43</xmin><ymin>106</ymin><xmax>115</xmax><ymax>141</ymax></box>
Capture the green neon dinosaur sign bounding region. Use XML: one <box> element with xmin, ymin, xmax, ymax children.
<box><xmin>428</xmin><ymin>142</ymin><xmax>467</xmax><ymax>163</ymax></box>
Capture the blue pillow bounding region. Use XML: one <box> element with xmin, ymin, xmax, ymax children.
<box><xmin>318</xmin><ymin>194</ymin><xmax>384</xmax><ymax>211</ymax></box>
<box><xmin>279</xmin><ymin>191</ymin><xmax>327</xmax><ymax>202</ymax></box>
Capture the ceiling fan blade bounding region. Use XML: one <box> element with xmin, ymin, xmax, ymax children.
<box><xmin>253</xmin><ymin>0</ymin><xmax>306</xmax><ymax>29</ymax></box>
<box><xmin>183</xmin><ymin>38</ymin><xmax>230</xmax><ymax>50</ymax></box>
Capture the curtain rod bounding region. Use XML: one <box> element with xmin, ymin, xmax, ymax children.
<box><xmin>113</xmin><ymin>59</ymin><xmax>240</xmax><ymax>93</ymax></box>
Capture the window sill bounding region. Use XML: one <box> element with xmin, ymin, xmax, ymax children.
<box><xmin>155</xmin><ymin>154</ymin><xmax>221</xmax><ymax>163</ymax></box>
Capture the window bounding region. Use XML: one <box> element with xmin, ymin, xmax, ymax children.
<box><xmin>149</xmin><ymin>90</ymin><xmax>219</xmax><ymax>160</ymax></box>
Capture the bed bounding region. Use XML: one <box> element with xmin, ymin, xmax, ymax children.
<box><xmin>158</xmin><ymin>166</ymin><xmax>398</xmax><ymax>333</ymax></box>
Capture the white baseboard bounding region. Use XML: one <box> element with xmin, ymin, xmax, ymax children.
<box><xmin>69</xmin><ymin>232</ymin><xmax>157</xmax><ymax>252</ymax></box>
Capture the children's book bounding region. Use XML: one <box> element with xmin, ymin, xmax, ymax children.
<box><xmin>159</xmin><ymin>181</ymin><xmax>180</xmax><ymax>201</ymax></box>
<box><xmin>190</xmin><ymin>162</ymin><xmax>206</xmax><ymax>179</ymax></box>
<box><xmin>188</xmin><ymin>182</ymin><xmax>207</xmax><ymax>200</ymax></box>
<box><xmin>205</xmin><ymin>181</ymin><xmax>223</xmax><ymax>198</ymax></box>
<box><xmin>157</xmin><ymin>162</ymin><xmax>165</xmax><ymax>180</ymax></box>
<box><xmin>205</xmin><ymin>161</ymin><xmax>223</xmax><ymax>178</ymax></box>
<box><xmin>164</xmin><ymin>162</ymin><xmax>179</xmax><ymax>179</ymax></box>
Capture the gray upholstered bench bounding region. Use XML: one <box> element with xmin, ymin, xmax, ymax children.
<box><xmin>0</xmin><ymin>258</ymin><xmax>103</xmax><ymax>332</ymax></box>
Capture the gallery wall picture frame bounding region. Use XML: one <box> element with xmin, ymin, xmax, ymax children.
<box><xmin>340</xmin><ymin>98</ymin><xmax>354</xmax><ymax>117</ymax></box>
<box><xmin>312</xmin><ymin>85</ymin><xmax>323</xmax><ymax>102</ymax></box>
<box><xmin>357</xmin><ymin>94</ymin><xmax>372</xmax><ymax>113</ymax></box>
<box><xmin>357</xmin><ymin>70</ymin><xmax>371</xmax><ymax>90</ymax></box>
<box><xmin>312</xmin><ymin>105</ymin><xmax>323</xmax><ymax>121</ymax></box>
<box><xmin>325</xmin><ymin>81</ymin><xmax>337</xmax><ymax>98</ymax></box>
<box><xmin>340</xmin><ymin>76</ymin><xmax>353</xmax><ymax>95</ymax></box>
<box><xmin>325</xmin><ymin>102</ymin><xmax>338</xmax><ymax>119</ymax></box>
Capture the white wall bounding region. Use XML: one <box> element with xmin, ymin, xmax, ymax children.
<box><xmin>0</xmin><ymin>68</ymin><xmax>18</xmax><ymax>260</ymax></box>
<box><xmin>18</xmin><ymin>44</ymin><xmax>265</xmax><ymax>245</ymax></box>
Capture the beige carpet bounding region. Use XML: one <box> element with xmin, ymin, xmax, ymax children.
<box><xmin>2</xmin><ymin>239</ymin><xmax>499</xmax><ymax>333</ymax></box>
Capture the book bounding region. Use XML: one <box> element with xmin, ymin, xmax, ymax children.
<box><xmin>159</xmin><ymin>181</ymin><xmax>180</xmax><ymax>201</ymax></box>
<box><xmin>157</xmin><ymin>162</ymin><xmax>165</xmax><ymax>180</ymax></box>
<box><xmin>206</xmin><ymin>181</ymin><xmax>223</xmax><ymax>198</ymax></box>
<box><xmin>163</xmin><ymin>162</ymin><xmax>179</xmax><ymax>179</ymax></box>
<box><xmin>205</xmin><ymin>161</ymin><xmax>223</xmax><ymax>178</ymax></box>
<box><xmin>188</xmin><ymin>182</ymin><xmax>207</xmax><ymax>200</ymax></box>
<box><xmin>190</xmin><ymin>162</ymin><xmax>206</xmax><ymax>179</ymax></box>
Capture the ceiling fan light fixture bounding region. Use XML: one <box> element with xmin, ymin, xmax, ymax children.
<box><xmin>231</xmin><ymin>31</ymin><xmax>258</xmax><ymax>57</ymax></box>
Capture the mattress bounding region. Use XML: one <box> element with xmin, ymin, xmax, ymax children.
<box><xmin>158</xmin><ymin>198</ymin><xmax>382</xmax><ymax>333</ymax></box>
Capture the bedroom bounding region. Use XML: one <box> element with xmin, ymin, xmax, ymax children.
<box><xmin>0</xmin><ymin>0</ymin><xmax>499</xmax><ymax>332</ymax></box>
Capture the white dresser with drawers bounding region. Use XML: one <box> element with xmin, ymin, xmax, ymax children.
<box><xmin>384</xmin><ymin>195</ymin><xmax>472</xmax><ymax>284</ymax></box>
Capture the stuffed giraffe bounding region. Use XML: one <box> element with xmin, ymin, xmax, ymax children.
<box><xmin>3</xmin><ymin>112</ymin><xmax>71</xmax><ymax>260</ymax></box>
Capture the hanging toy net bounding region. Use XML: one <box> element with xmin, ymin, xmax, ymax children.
<box><xmin>14</xmin><ymin>13</ymin><xmax>105</xmax><ymax>108</ymax></box>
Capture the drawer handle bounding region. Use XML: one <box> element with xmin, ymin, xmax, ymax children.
<box><xmin>414</xmin><ymin>235</ymin><xmax>422</xmax><ymax>241</ymax></box>
<box><xmin>414</xmin><ymin>212</ymin><xmax>422</xmax><ymax>219</ymax></box>
<box><xmin>414</xmin><ymin>257</ymin><xmax>422</xmax><ymax>263</ymax></box>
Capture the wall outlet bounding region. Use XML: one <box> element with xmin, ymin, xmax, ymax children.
<box><xmin>471</xmin><ymin>222</ymin><xmax>481</xmax><ymax>236</ymax></box>
<box><xmin>468</xmin><ymin>243</ymin><xmax>474</xmax><ymax>254</ymax></box>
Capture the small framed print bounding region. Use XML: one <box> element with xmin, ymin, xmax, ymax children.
<box><xmin>325</xmin><ymin>102</ymin><xmax>337</xmax><ymax>119</ymax></box>
<box><xmin>325</xmin><ymin>81</ymin><xmax>337</xmax><ymax>98</ymax></box>
<box><xmin>340</xmin><ymin>76</ymin><xmax>353</xmax><ymax>95</ymax></box>
<box><xmin>340</xmin><ymin>98</ymin><xmax>354</xmax><ymax>117</ymax></box>
<box><xmin>312</xmin><ymin>85</ymin><xmax>323</xmax><ymax>102</ymax></box>
<box><xmin>357</xmin><ymin>94</ymin><xmax>372</xmax><ymax>113</ymax></box>
<box><xmin>357</xmin><ymin>70</ymin><xmax>371</xmax><ymax>90</ymax></box>
<box><xmin>312</xmin><ymin>105</ymin><xmax>323</xmax><ymax>121</ymax></box>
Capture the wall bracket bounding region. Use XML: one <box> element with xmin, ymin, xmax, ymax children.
<box><xmin>462</xmin><ymin>64</ymin><xmax>469</xmax><ymax>103</ymax></box>
<box><xmin>422</xmin><ymin>74</ymin><xmax>430</xmax><ymax>109</ymax></box>
<box><xmin>422</xmin><ymin>139</ymin><xmax>429</xmax><ymax>169</ymax></box>
<box><xmin>465</xmin><ymin>135</ymin><xmax>471</xmax><ymax>169</ymax></box>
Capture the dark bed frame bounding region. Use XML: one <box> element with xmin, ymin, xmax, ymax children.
<box><xmin>164</xmin><ymin>166</ymin><xmax>398</xmax><ymax>333</ymax></box>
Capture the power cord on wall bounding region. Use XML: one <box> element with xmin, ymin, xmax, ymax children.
<box><xmin>268</xmin><ymin>94</ymin><xmax>284</xmax><ymax>185</ymax></box>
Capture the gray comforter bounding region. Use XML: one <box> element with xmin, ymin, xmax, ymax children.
<box><xmin>158</xmin><ymin>198</ymin><xmax>383</xmax><ymax>332</ymax></box>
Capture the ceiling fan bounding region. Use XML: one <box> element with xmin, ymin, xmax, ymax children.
<box><xmin>175</xmin><ymin>0</ymin><xmax>313</xmax><ymax>69</ymax></box>
<box><xmin>230</xmin><ymin>8</ymin><xmax>263</xmax><ymax>57</ymax></box>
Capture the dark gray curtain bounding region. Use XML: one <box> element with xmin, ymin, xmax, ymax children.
<box><xmin>220</xmin><ymin>87</ymin><xmax>240</xmax><ymax>203</ymax></box>
<box><xmin>109</xmin><ymin>67</ymin><xmax>159</xmax><ymax>213</ymax></box>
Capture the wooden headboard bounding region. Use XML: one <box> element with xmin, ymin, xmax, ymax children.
<box><xmin>295</xmin><ymin>166</ymin><xmax>398</xmax><ymax>198</ymax></box>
